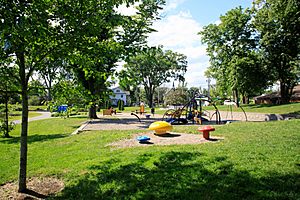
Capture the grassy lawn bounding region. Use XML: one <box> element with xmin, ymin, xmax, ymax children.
<box><xmin>203</xmin><ymin>102</ymin><xmax>300</xmax><ymax>114</ymax></box>
<box><xmin>8</xmin><ymin>111</ymin><xmax>42</xmax><ymax>121</ymax></box>
<box><xmin>0</xmin><ymin>117</ymin><xmax>299</xmax><ymax>199</ymax></box>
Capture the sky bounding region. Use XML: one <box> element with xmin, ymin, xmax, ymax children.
<box><xmin>118</xmin><ymin>0</ymin><xmax>253</xmax><ymax>88</ymax></box>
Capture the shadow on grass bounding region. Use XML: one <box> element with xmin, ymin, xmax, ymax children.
<box><xmin>54</xmin><ymin>152</ymin><xmax>299</xmax><ymax>200</ymax></box>
<box><xmin>0</xmin><ymin>134</ymin><xmax>68</xmax><ymax>144</ymax></box>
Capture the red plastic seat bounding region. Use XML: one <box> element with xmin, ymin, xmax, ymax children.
<box><xmin>198</xmin><ymin>126</ymin><xmax>215</xmax><ymax>139</ymax></box>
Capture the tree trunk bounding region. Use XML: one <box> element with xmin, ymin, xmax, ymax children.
<box><xmin>233</xmin><ymin>89</ymin><xmax>240</xmax><ymax>107</ymax></box>
<box><xmin>3</xmin><ymin>88</ymin><xmax>10</xmax><ymax>138</ymax></box>
<box><xmin>242</xmin><ymin>95</ymin><xmax>249</xmax><ymax>104</ymax></box>
<box><xmin>18</xmin><ymin>51</ymin><xmax>28</xmax><ymax>193</ymax></box>
<box><xmin>280</xmin><ymin>81</ymin><xmax>291</xmax><ymax>104</ymax></box>
<box><xmin>145</xmin><ymin>87</ymin><xmax>154</xmax><ymax>108</ymax></box>
<box><xmin>88</xmin><ymin>104</ymin><xmax>98</xmax><ymax>119</ymax></box>
<box><xmin>19</xmin><ymin>89</ymin><xmax>28</xmax><ymax>192</ymax></box>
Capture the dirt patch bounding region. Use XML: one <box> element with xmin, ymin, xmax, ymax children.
<box><xmin>109</xmin><ymin>132</ymin><xmax>223</xmax><ymax>148</ymax></box>
<box><xmin>0</xmin><ymin>177</ymin><xmax>64</xmax><ymax>200</ymax></box>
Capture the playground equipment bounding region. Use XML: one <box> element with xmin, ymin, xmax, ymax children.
<box><xmin>162</xmin><ymin>94</ymin><xmax>222</xmax><ymax>125</ymax></box>
<box><xmin>149</xmin><ymin>121</ymin><xmax>173</xmax><ymax>135</ymax></box>
<box><xmin>136</xmin><ymin>135</ymin><xmax>151</xmax><ymax>143</ymax></box>
<box><xmin>224</xmin><ymin>100</ymin><xmax>248</xmax><ymax>121</ymax></box>
<box><xmin>198</xmin><ymin>125</ymin><xmax>215</xmax><ymax>140</ymax></box>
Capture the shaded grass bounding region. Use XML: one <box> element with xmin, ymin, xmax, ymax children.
<box><xmin>0</xmin><ymin>118</ymin><xmax>299</xmax><ymax>199</ymax></box>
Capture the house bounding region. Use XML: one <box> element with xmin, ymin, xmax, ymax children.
<box><xmin>109</xmin><ymin>87</ymin><xmax>130</xmax><ymax>106</ymax></box>
<box><xmin>254</xmin><ymin>84</ymin><xmax>300</xmax><ymax>104</ymax></box>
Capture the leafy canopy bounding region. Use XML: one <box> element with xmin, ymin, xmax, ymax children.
<box><xmin>119</xmin><ymin>46</ymin><xmax>187</xmax><ymax>107</ymax></box>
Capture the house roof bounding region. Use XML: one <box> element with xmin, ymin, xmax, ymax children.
<box><xmin>111</xmin><ymin>87</ymin><xmax>130</xmax><ymax>95</ymax></box>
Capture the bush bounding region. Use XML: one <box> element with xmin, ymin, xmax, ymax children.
<box><xmin>28</xmin><ymin>96</ymin><xmax>42</xmax><ymax>106</ymax></box>
<box><xmin>0</xmin><ymin>120</ymin><xmax>15</xmax><ymax>137</ymax></box>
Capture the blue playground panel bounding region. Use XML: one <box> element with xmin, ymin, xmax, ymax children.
<box><xmin>57</xmin><ymin>105</ymin><xmax>68</xmax><ymax>112</ymax></box>
<box><xmin>136</xmin><ymin>136</ymin><xmax>150</xmax><ymax>142</ymax></box>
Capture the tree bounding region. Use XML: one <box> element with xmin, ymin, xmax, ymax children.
<box><xmin>52</xmin><ymin>79</ymin><xmax>87</xmax><ymax>109</ymax></box>
<box><xmin>200</xmin><ymin>7</ymin><xmax>269</xmax><ymax>106</ymax></box>
<box><xmin>1</xmin><ymin>0</ymin><xmax>166</xmax><ymax>192</ymax></box>
<box><xmin>68</xmin><ymin>0</ymin><xmax>165</xmax><ymax>118</ymax></box>
<box><xmin>253</xmin><ymin>0</ymin><xmax>300</xmax><ymax>104</ymax></box>
<box><xmin>37</xmin><ymin>57</ymin><xmax>66</xmax><ymax>102</ymax></box>
<box><xmin>120</xmin><ymin>46</ymin><xmax>187</xmax><ymax>108</ymax></box>
<box><xmin>164</xmin><ymin>86</ymin><xmax>189</xmax><ymax>106</ymax></box>
<box><xmin>153</xmin><ymin>86</ymin><xmax>169</xmax><ymax>106</ymax></box>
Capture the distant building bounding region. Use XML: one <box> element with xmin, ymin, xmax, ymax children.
<box><xmin>254</xmin><ymin>84</ymin><xmax>300</xmax><ymax>104</ymax></box>
<box><xmin>110</xmin><ymin>87</ymin><xmax>130</xmax><ymax>106</ymax></box>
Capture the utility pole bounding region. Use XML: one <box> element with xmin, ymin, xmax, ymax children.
<box><xmin>207</xmin><ymin>78</ymin><xmax>211</xmax><ymax>97</ymax></box>
<box><xmin>157</xmin><ymin>87</ymin><xmax>159</xmax><ymax>107</ymax></box>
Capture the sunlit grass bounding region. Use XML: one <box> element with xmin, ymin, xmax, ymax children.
<box><xmin>8</xmin><ymin>111</ymin><xmax>42</xmax><ymax>121</ymax></box>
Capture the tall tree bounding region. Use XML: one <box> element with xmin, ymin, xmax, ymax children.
<box><xmin>37</xmin><ymin>57</ymin><xmax>66</xmax><ymax>102</ymax></box>
<box><xmin>253</xmin><ymin>0</ymin><xmax>300</xmax><ymax>104</ymax></box>
<box><xmin>120</xmin><ymin>46</ymin><xmax>188</xmax><ymax>108</ymax></box>
<box><xmin>67</xmin><ymin>0</ymin><xmax>165</xmax><ymax>118</ymax></box>
<box><xmin>0</xmin><ymin>0</ymin><xmax>165</xmax><ymax>192</ymax></box>
<box><xmin>0</xmin><ymin>0</ymin><xmax>61</xmax><ymax>191</ymax></box>
<box><xmin>200</xmin><ymin>7</ymin><xmax>269</xmax><ymax>106</ymax></box>
<box><xmin>164</xmin><ymin>86</ymin><xmax>189</xmax><ymax>106</ymax></box>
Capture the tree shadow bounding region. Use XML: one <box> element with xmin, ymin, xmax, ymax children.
<box><xmin>53</xmin><ymin>152</ymin><xmax>299</xmax><ymax>200</ymax></box>
<box><xmin>23</xmin><ymin>189</ymin><xmax>48</xmax><ymax>199</ymax></box>
<box><xmin>0</xmin><ymin>133</ymin><xmax>68</xmax><ymax>144</ymax></box>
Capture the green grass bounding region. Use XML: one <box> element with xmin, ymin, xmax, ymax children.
<box><xmin>8</xmin><ymin>111</ymin><xmax>42</xmax><ymax>121</ymax></box>
<box><xmin>0</xmin><ymin>118</ymin><xmax>299</xmax><ymax>199</ymax></box>
<box><xmin>203</xmin><ymin>102</ymin><xmax>300</xmax><ymax>114</ymax></box>
<box><xmin>28</xmin><ymin>105</ymin><xmax>48</xmax><ymax>111</ymax></box>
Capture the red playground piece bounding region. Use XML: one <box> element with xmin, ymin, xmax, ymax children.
<box><xmin>198</xmin><ymin>126</ymin><xmax>215</xmax><ymax>140</ymax></box>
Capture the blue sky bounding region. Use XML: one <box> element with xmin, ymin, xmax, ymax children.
<box><xmin>118</xmin><ymin>0</ymin><xmax>253</xmax><ymax>88</ymax></box>
<box><xmin>147</xmin><ymin>0</ymin><xmax>253</xmax><ymax>88</ymax></box>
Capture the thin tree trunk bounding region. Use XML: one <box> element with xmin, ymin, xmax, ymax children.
<box><xmin>4</xmin><ymin>90</ymin><xmax>10</xmax><ymax>138</ymax></box>
<box><xmin>233</xmin><ymin>89</ymin><xmax>240</xmax><ymax>107</ymax></box>
<box><xmin>19</xmin><ymin>89</ymin><xmax>28</xmax><ymax>192</ymax></box>
<box><xmin>18</xmin><ymin>51</ymin><xmax>28</xmax><ymax>193</ymax></box>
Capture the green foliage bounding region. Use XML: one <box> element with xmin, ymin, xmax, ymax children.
<box><xmin>164</xmin><ymin>87</ymin><xmax>189</xmax><ymax>105</ymax></box>
<box><xmin>200</xmin><ymin>7</ymin><xmax>269</xmax><ymax>102</ymax></box>
<box><xmin>120</xmin><ymin>46</ymin><xmax>188</xmax><ymax>108</ymax></box>
<box><xmin>117</xmin><ymin>99</ymin><xmax>125</xmax><ymax>111</ymax></box>
<box><xmin>104</xmin><ymin>100</ymin><xmax>111</xmax><ymax>109</ymax></box>
<box><xmin>52</xmin><ymin>80</ymin><xmax>87</xmax><ymax>108</ymax></box>
<box><xmin>253</xmin><ymin>0</ymin><xmax>300</xmax><ymax>103</ymax></box>
<box><xmin>0</xmin><ymin>120</ymin><xmax>15</xmax><ymax>137</ymax></box>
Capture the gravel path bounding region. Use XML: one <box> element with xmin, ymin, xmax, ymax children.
<box><xmin>205</xmin><ymin>110</ymin><xmax>266</xmax><ymax>122</ymax></box>
<box><xmin>84</xmin><ymin>113</ymin><xmax>164</xmax><ymax>131</ymax></box>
